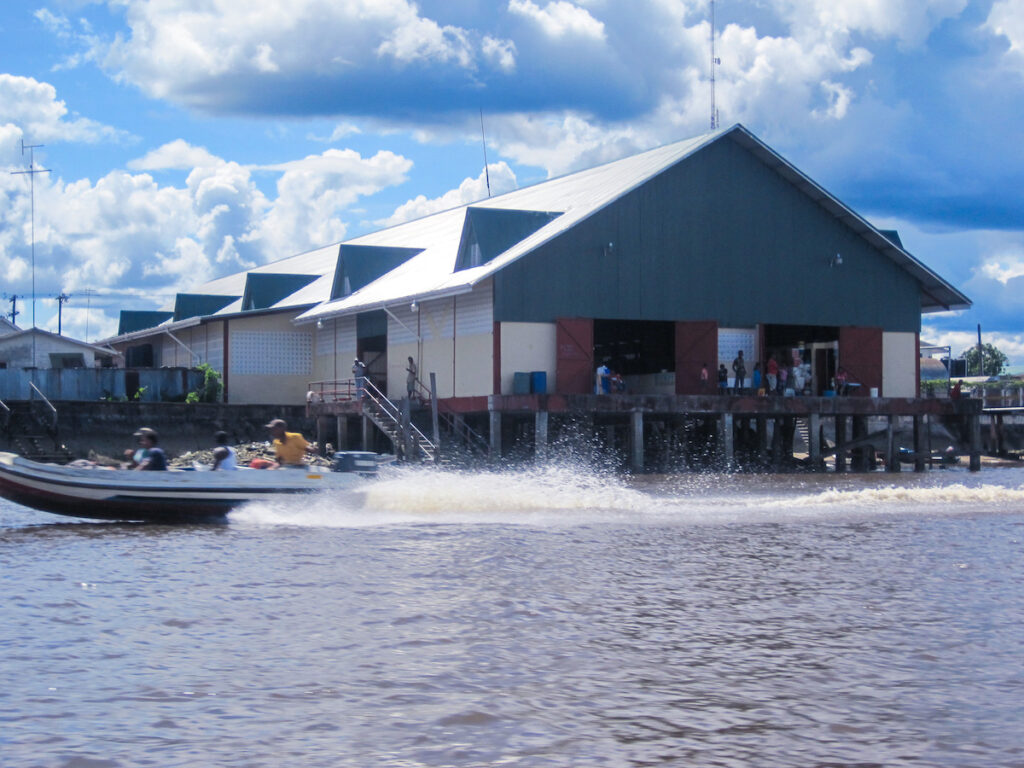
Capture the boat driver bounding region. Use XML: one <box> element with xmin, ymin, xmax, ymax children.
<box><xmin>265</xmin><ymin>419</ymin><xmax>313</xmax><ymax>468</ymax></box>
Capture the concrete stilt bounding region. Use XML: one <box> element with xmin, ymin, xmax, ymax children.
<box><xmin>489</xmin><ymin>410</ymin><xmax>502</xmax><ymax>460</ymax></box>
<box><xmin>535</xmin><ymin>410</ymin><xmax>549</xmax><ymax>460</ymax></box>
<box><xmin>336</xmin><ymin>415</ymin><xmax>347</xmax><ymax>453</ymax></box>
<box><xmin>719</xmin><ymin>412</ymin><xmax>734</xmax><ymax>469</ymax></box>
<box><xmin>361</xmin><ymin>413</ymin><xmax>371</xmax><ymax>453</ymax></box>
<box><xmin>969</xmin><ymin>413</ymin><xmax>981</xmax><ymax>472</ymax></box>
<box><xmin>756</xmin><ymin>416</ymin><xmax>768</xmax><ymax>466</ymax></box>
<box><xmin>808</xmin><ymin>412</ymin><xmax>821</xmax><ymax>469</ymax></box>
<box><xmin>914</xmin><ymin>415</ymin><xmax>927</xmax><ymax>472</ymax></box>
<box><xmin>885</xmin><ymin>415</ymin><xmax>900</xmax><ymax>472</ymax></box>
<box><xmin>851</xmin><ymin>416</ymin><xmax>867</xmax><ymax>472</ymax></box>
<box><xmin>835</xmin><ymin>415</ymin><xmax>847</xmax><ymax>473</ymax></box>
<box><xmin>630</xmin><ymin>411</ymin><xmax>644</xmax><ymax>472</ymax></box>
<box><xmin>771</xmin><ymin>417</ymin><xmax>784</xmax><ymax>470</ymax></box>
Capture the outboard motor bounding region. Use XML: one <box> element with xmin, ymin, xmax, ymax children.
<box><xmin>331</xmin><ymin>451</ymin><xmax>378</xmax><ymax>476</ymax></box>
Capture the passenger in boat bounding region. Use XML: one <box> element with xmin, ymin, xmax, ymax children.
<box><xmin>265</xmin><ymin>419</ymin><xmax>312</xmax><ymax>468</ymax></box>
<box><xmin>132</xmin><ymin>427</ymin><xmax>167</xmax><ymax>471</ymax></box>
<box><xmin>211</xmin><ymin>431</ymin><xmax>238</xmax><ymax>471</ymax></box>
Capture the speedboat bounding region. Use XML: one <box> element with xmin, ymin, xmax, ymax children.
<box><xmin>0</xmin><ymin>451</ymin><xmax>376</xmax><ymax>523</ymax></box>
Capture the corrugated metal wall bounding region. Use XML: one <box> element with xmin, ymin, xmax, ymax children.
<box><xmin>494</xmin><ymin>136</ymin><xmax>921</xmax><ymax>333</ymax></box>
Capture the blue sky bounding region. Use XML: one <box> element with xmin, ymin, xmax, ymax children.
<box><xmin>1</xmin><ymin>0</ymin><xmax>1022</xmax><ymax>365</ymax></box>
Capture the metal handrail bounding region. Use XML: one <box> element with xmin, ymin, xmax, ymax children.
<box><xmin>412</xmin><ymin>377</ymin><xmax>489</xmax><ymax>455</ymax></box>
<box><xmin>0</xmin><ymin>396</ymin><xmax>9</xmax><ymax>432</ymax></box>
<box><xmin>362</xmin><ymin>378</ymin><xmax>435</xmax><ymax>455</ymax></box>
<box><xmin>28</xmin><ymin>381</ymin><xmax>58</xmax><ymax>432</ymax></box>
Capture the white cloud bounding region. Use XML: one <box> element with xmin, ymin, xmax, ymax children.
<box><xmin>97</xmin><ymin>0</ymin><xmax>489</xmax><ymax>108</ymax></box>
<box><xmin>2</xmin><ymin>133</ymin><xmax>411</xmax><ymax>318</ymax></box>
<box><xmin>980</xmin><ymin>251</ymin><xmax>1024</xmax><ymax>285</ymax></box>
<box><xmin>377</xmin><ymin>162</ymin><xmax>518</xmax><ymax>227</ymax></box>
<box><xmin>252</xmin><ymin>148</ymin><xmax>413</xmax><ymax>258</ymax></box>
<box><xmin>0</xmin><ymin>74</ymin><xmax>123</xmax><ymax>144</ymax></box>
<box><xmin>482</xmin><ymin>35</ymin><xmax>517</xmax><ymax>72</ymax></box>
<box><xmin>987</xmin><ymin>0</ymin><xmax>1024</xmax><ymax>68</ymax></box>
<box><xmin>127</xmin><ymin>140</ymin><xmax>224</xmax><ymax>171</ymax></box>
<box><xmin>507</xmin><ymin>0</ymin><xmax>607</xmax><ymax>41</ymax></box>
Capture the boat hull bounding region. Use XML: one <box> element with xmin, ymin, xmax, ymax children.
<box><xmin>0</xmin><ymin>452</ymin><xmax>363</xmax><ymax>523</ymax></box>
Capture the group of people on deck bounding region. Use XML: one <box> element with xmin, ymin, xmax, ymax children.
<box><xmin>701</xmin><ymin>350</ymin><xmax>851</xmax><ymax>396</ymax></box>
<box><xmin>123</xmin><ymin>418</ymin><xmax>315</xmax><ymax>472</ymax></box>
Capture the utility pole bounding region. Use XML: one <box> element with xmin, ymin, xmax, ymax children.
<box><xmin>977</xmin><ymin>323</ymin><xmax>984</xmax><ymax>377</ymax></box>
<box><xmin>8</xmin><ymin>295</ymin><xmax>20</xmax><ymax>326</ymax></box>
<box><xmin>12</xmin><ymin>140</ymin><xmax>51</xmax><ymax>368</ymax></box>
<box><xmin>56</xmin><ymin>292</ymin><xmax>70</xmax><ymax>336</ymax></box>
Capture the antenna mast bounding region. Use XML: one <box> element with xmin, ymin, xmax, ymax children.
<box><xmin>11</xmin><ymin>140</ymin><xmax>51</xmax><ymax>330</ymax></box>
<box><xmin>709</xmin><ymin>0</ymin><xmax>721</xmax><ymax>130</ymax></box>
<box><xmin>479</xmin><ymin>108</ymin><xmax>492</xmax><ymax>198</ymax></box>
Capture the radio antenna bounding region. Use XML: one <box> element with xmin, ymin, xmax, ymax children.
<box><xmin>11</xmin><ymin>139</ymin><xmax>51</xmax><ymax>365</ymax></box>
<box><xmin>709</xmin><ymin>0</ymin><xmax>721</xmax><ymax>130</ymax></box>
<box><xmin>479</xmin><ymin>108</ymin><xmax>492</xmax><ymax>197</ymax></box>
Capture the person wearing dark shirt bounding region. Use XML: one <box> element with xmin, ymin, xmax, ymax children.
<box><xmin>132</xmin><ymin>427</ymin><xmax>167</xmax><ymax>471</ymax></box>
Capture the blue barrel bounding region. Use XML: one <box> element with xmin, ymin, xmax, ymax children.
<box><xmin>513</xmin><ymin>372</ymin><xmax>531</xmax><ymax>394</ymax></box>
<box><xmin>530</xmin><ymin>371</ymin><xmax>547</xmax><ymax>393</ymax></box>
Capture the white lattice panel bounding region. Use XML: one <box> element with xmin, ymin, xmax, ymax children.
<box><xmin>230</xmin><ymin>331</ymin><xmax>312</xmax><ymax>375</ymax></box>
<box><xmin>718</xmin><ymin>328</ymin><xmax>757</xmax><ymax>368</ymax></box>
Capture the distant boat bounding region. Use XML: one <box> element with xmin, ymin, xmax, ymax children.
<box><xmin>0</xmin><ymin>451</ymin><xmax>375</xmax><ymax>523</ymax></box>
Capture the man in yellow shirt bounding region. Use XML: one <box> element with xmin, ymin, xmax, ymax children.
<box><xmin>265</xmin><ymin>419</ymin><xmax>311</xmax><ymax>468</ymax></box>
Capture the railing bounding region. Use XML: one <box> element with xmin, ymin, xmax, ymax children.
<box><xmin>0</xmin><ymin>397</ymin><xmax>9</xmax><ymax>433</ymax></box>
<box><xmin>362</xmin><ymin>378</ymin><xmax>437</xmax><ymax>462</ymax></box>
<box><xmin>307</xmin><ymin>378</ymin><xmax>360</xmax><ymax>403</ymax></box>
<box><xmin>308</xmin><ymin>375</ymin><xmax>488</xmax><ymax>459</ymax></box>
<box><xmin>412</xmin><ymin>377</ymin><xmax>490</xmax><ymax>457</ymax></box>
<box><xmin>28</xmin><ymin>381</ymin><xmax>58</xmax><ymax>433</ymax></box>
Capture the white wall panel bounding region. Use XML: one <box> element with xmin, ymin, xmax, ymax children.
<box><xmin>455</xmin><ymin>280</ymin><xmax>493</xmax><ymax>336</ymax></box>
<box><xmin>883</xmin><ymin>331</ymin><xmax>917</xmax><ymax>397</ymax></box>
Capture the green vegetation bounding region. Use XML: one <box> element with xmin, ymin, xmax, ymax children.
<box><xmin>188</xmin><ymin>363</ymin><xmax>223</xmax><ymax>403</ymax></box>
<box><xmin>960</xmin><ymin>343</ymin><xmax>1008</xmax><ymax>377</ymax></box>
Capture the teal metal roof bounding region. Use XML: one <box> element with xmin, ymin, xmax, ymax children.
<box><xmin>331</xmin><ymin>245</ymin><xmax>424</xmax><ymax>300</ymax></box>
<box><xmin>242</xmin><ymin>273</ymin><xmax>319</xmax><ymax>311</ymax></box>
<box><xmin>118</xmin><ymin>310</ymin><xmax>174</xmax><ymax>335</ymax></box>
<box><xmin>455</xmin><ymin>208</ymin><xmax>562</xmax><ymax>271</ymax></box>
<box><xmin>174</xmin><ymin>294</ymin><xmax>239</xmax><ymax>321</ymax></box>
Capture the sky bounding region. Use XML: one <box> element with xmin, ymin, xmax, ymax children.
<box><xmin>1</xmin><ymin>0</ymin><xmax>1022</xmax><ymax>366</ymax></box>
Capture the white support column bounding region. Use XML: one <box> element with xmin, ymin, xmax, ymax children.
<box><xmin>630</xmin><ymin>411</ymin><xmax>644</xmax><ymax>472</ymax></box>
<box><xmin>535</xmin><ymin>410</ymin><xmax>549</xmax><ymax>461</ymax></box>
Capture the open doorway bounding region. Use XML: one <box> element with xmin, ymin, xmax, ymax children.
<box><xmin>594</xmin><ymin>320</ymin><xmax>675</xmax><ymax>394</ymax></box>
<box><xmin>357</xmin><ymin>310</ymin><xmax>388</xmax><ymax>394</ymax></box>
<box><xmin>763</xmin><ymin>325</ymin><xmax>839</xmax><ymax>395</ymax></box>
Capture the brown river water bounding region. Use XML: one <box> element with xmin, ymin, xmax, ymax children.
<box><xmin>2</xmin><ymin>464</ymin><xmax>1023</xmax><ymax>767</ymax></box>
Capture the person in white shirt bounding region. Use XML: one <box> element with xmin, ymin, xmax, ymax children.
<box><xmin>212</xmin><ymin>430</ymin><xmax>239</xmax><ymax>471</ymax></box>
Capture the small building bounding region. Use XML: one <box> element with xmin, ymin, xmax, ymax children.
<box><xmin>0</xmin><ymin>328</ymin><xmax>119</xmax><ymax>370</ymax></box>
<box><xmin>105</xmin><ymin>124</ymin><xmax>969</xmax><ymax>406</ymax></box>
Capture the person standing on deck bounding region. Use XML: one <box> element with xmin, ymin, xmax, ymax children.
<box><xmin>406</xmin><ymin>356</ymin><xmax>418</xmax><ymax>401</ymax></box>
<box><xmin>732</xmin><ymin>350</ymin><xmax>746</xmax><ymax>393</ymax></box>
<box><xmin>766</xmin><ymin>355</ymin><xmax>779</xmax><ymax>394</ymax></box>
<box><xmin>352</xmin><ymin>358</ymin><xmax>367</xmax><ymax>399</ymax></box>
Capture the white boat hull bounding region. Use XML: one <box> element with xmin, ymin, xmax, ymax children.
<box><xmin>0</xmin><ymin>452</ymin><xmax>364</xmax><ymax>523</ymax></box>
